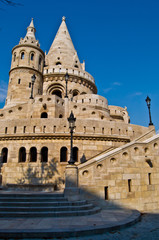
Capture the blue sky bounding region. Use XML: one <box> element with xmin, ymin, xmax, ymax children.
<box><xmin>0</xmin><ymin>0</ymin><xmax>159</xmax><ymax>130</ymax></box>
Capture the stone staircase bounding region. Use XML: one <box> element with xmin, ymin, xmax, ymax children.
<box><xmin>0</xmin><ymin>192</ymin><xmax>100</xmax><ymax>218</ymax></box>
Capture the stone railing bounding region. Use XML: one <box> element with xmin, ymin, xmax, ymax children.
<box><xmin>43</xmin><ymin>67</ymin><xmax>95</xmax><ymax>84</ymax></box>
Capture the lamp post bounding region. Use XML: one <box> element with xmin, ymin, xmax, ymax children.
<box><xmin>145</xmin><ymin>96</ymin><xmax>153</xmax><ymax>126</ymax></box>
<box><xmin>65</xmin><ymin>72</ymin><xmax>69</xmax><ymax>98</ymax></box>
<box><xmin>68</xmin><ymin>111</ymin><xmax>76</xmax><ymax>164</ymax></box>
<box><xmin>30</xmin><ymin>74</ymin><xmax>36</xmax><ymax>99</ymax></box>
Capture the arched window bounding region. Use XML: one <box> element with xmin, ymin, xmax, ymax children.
<box><xmin>81</xmin><ymin>92</ymin><xmax>86</xmax><ymax>95</ymax></box>
<box><xmin>19</xmin><ymin>147</ymin><xmax>26</xmax><ymax>163</ymax></box>
<box><xmin>59</xmin><ymin>114</ymin><xmax>63</xmax><ymax>118</ymax></box>
<box><xmin>13</xmin><ymin>53</ymin><xmax>16</xmax><ymax>62</ymax></box>
<box><xmin>41</xmin><ymin>147</ymin><xmax>48</xmax><ymax>162</ymax></box>
<box><xmin>56</xmin><ymin>62</ymin><xmax>61</xmax><ymax>65</ymax></box>
<box><xmin>73</xmin><ymin>147</ymin><xmax>78</xmax><ymax>162</ymax></box>
<box><xmin>72</xmin><ymin>90</ymin><xmax>79</xmax><ymax>97</ymax></box>
<box><xmin>39</xmin><ymin>57</ymin><xmax>42</xmax><ymax>65</ymax></box>
<box><xmin>30</xmin><ymin>147</ymin><xmax>37</xmax><ymax>162</ymax></box>
<box><xmin>1</xmin><ymin>148</ymin><xmax>8</xmax><ymax>163</ymax></box>
<box><xmin>52</xmin><ymin>90</ymin><xmax>62</xmax><ymax>98</ymax></box>
<box><xmin>41</xmin><ymin>112</ymin><xmax>48</xmax><ymax>118</ymax></box>
<box><xmin>31</xmin><ymin>53</ymin><xmax>34</xmax><ymax>61</ymax></box>
<box><xmin>60</xmin><ymin>147</ymin><xmax>67</xmax><ymax>162</ymax></box>
<box><xmin>21</xmin><ymin>52</ymin><xmax>25</xmax><ymax>59</ymax></box>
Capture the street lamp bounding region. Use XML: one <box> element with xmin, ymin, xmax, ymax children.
<box><xmin>65</xmin><ymin>72</ymin><xmax>69</xmax><ymax>98</ymax></box>
<box><xmin>145</xmin><ymin>96</ymin><xmax>153</xmax><ymax>126</ymax></box>
<box><xmin>68</xmin><ymin>111</ymin><xmax>76</xmax><ymax>164</ymax></box>
<box><xmin>30</xmin><ymin>74</ymin><xmax>36</xmax><ymax>99</ymax></box>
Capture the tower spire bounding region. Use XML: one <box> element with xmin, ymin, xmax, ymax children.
<box><xmin>46</xmin><ymin>17</ymin><xmax>82</xmax><ymax>69</ymax></box>
<box><xmin>25</xmin><ymin>18</ymin><xmax>36</xmax><ymax>39</ymax></box>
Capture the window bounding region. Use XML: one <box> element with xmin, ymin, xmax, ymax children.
<box><xmin>31</xmin><ymin>53</ymin><xmax>34</xmax><ymax>61</ymax></box>
<box><xmin>60</xmin><ymin>147</ymin><xmax>67</xmax><ymax>162</ymax></box>
<box><xmin>1</xmin><ymin>148</ymin><xmax>8</xmax><ymax>163</ymax></box>
<box><xmin>148</xmin><ymin>173</ymin><xmax>151</xmax><ymax>185</ymax></box>
<box><xmin>41</xmin><ymin>147</ymin><xmax>48</xmax><ymax>162</ymax></box>
<box><xmin>52</xmin><ymin>90</ymin><xmax>62</xmax><ymax>98</ymax></box>
<box><xmin>56</xmin><ymin>62</ymin><xmax>61</xmax><ymax>65</ymax></box>
<box><xmin>5</xmin><ymin>127</ymin><xmax>7</xmax><ymax>134</ymax></box>
<box><xmin>104</xmin><ymin>186</ymin><xmax>108</xmax><ymax>200</ymax></box>
<box><xmin>19</xmin><ymin>147</ymin><xmax>26</xmax><ymax>163</ymax></box>
<box><xmin>41</xmin><ymin>112</ymin><xmax>48</xmax><ymax>118</ymax></box>
<box><xmin>23</xmin><ymin>126</ymin><xmax>26</xmax><ymax>133</ymax></box>
<box><xmin>30</xmin><ymin>147</ymin><xmax>37</xmax><ymax>162</ymax></box>
<box><xmin>14</xmin><ymin>126</ymin><xmax>17</xmax><ymax>134</ymax></box>
<box><xmin>73</xmin><ymin>147</ymin><xmax>78</xmax><ymax>162</ymax></box>
<box><xmin>59</xmin><ymin>114</ymin><xmax>63</xmax><ymax>118</ymax></box>
<box><xmin>13</xmin><ymin>53</ymin><xmax>16</xmax><ymax>62</ymax></box>
<box><xmin>21</xmin><ymin>52</ymin><xmax>25</xmax><ymax>59</ymax></box>
<box><xmin>29</xmin><ymin>82</ymin><xmax>31</xmax><ymax>88</ymax></box>
<box><xmin>128</xmin><ymin>179</ymin><xmax>132</xmax><ymax>192</ymax></box>
<box><xmin>39</xmin><ymin>57</ymin><xmax>42</xmax><ymax>65</ymax></box>
<box><xmin>18</xmin><ymin>79</ymin><xmax>21</xmax><ymax>84</ymax></box>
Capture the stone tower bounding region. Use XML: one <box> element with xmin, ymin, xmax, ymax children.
<box><xmin>6</xmin><ymin>19</ymin><xmax>45</xmax><ymax>107</ymax></box>
<box><xmin>43</xmin><ymin>16</ymin><xmax>97</xmax><ymax>99</ymax></box>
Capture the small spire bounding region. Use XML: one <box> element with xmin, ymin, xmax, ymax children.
<box><xmin>26</xmin><ymin>18</ymin><xmax>36</xmax><ymax>39</ymax></box>
<box><xmin>62</xmin><ymin>16</ymin><xmax>66</xmax><ymax>22</ymax></box>
<box><xmin>29</xmin><ymin>18</ymin><xmax>34</xmax><ymax>28</ymax></box>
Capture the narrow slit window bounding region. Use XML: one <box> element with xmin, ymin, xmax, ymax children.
<box><xmin>29</xmin><ymin>82</ymin><xmax>31</xmax><ymax>88</ymax></box>
<box><xmin>5</xmin><ymin>127</ymin><xmax>7</xmax><ymax>134</ymax></box>
<box><xmin>21</xmin><ymin>52</ymin><xmax>24</xmax><ymax>59</ymax></box>
<box><xmin>23</xmin><ymin>126</ymin><xmax>26</xmax><ymax>133</ymax></box>
<box><xmin>14</xmin><ymin>126</ymin><xmax>17</xmax><ymax>134</ymax></box>
<box><xmin>18</xmin><ymin>79</ymin><xmax>21</xmax><ymax>84</ymax></box>
<box><xmin>33</xmin><ymin>126</ymin><xmax>36</xmax><ymax>133</ymax></box>
<box><xmin>148</xmin><ymin>173</ymin><xmax>151</xmax><ymax>185</ymax></box>
<box><xmin>128</xmin><ymin>179</ymin><xmax>131</xmax><ymax>192</ymax></box>
<box><xmin>104</xmin><ymin>186</ymin><xmax>108</xmax><ymax>200</ymax></box>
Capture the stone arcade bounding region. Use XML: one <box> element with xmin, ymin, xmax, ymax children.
<box><xmin>0</xmin><ymin>17</ymin><xmax>158</xmax><ymax>211</ymax></box>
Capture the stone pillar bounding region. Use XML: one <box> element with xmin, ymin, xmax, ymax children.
<box><xmin>64</xmin><ymin>164</ymin><xmax>80</xmax><ymax>201</ymax></box>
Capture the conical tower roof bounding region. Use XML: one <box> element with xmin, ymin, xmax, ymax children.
<box><xmin>46</xmin><ymin>17</ymin><xmax>82</xmax><ymax>70</ymax></box>
<box><xmin>19</xmin><ymin>18</ymin><xmax>40</xmax><ymax>47</ymax></box>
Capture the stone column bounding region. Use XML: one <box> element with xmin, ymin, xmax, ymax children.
<box><xmin>64</xmin><ymin>164</ymin><xmax>80</xmax><ymax>201</ymax></box>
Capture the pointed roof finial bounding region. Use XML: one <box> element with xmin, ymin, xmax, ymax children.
<box><xmin>29</xmin><ymin>18</ymin><xmax>34</xmax><ymax>28</ymax></box>
<box><xmin>62</xmin><ymin>16</ymin><xmax>66</xmax><ymax>22</ymax></box>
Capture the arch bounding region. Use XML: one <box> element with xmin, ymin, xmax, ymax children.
<box><xmin>72</xmin><ymin>89</ymin><xmax>79</xmax><ymax>97</ymax></box>
<box><xmin>13</xmin><ymin>52</ymin><xmax>16</xmax><ymax>62</ymax></box>
<box><xmin>81</xmin><ymin>92</ymin><xmax>86</xmax><ymax>95</ymax></box>
<box><xmin>74</xmin><ymin>65</ymin><xmax>79</xmax><ymax>68</ymax></box>
<box><xmin>47</xmin><ymin>84</ymin><xmax>64</xmax><ymax>98</ymax></box>
<box><xmin>56</xmin><ymin>62</ymin><xmax>61</xmax><ymax>65</ymax></box>
<box><xmin>41</xmin><ymin>112</ymin><xmax>48</xmax><ymax>118</ymax></box>
<box><xmin>73</xmin><ymin>147</ymin><xmax>78</xmax><ymax>162</ymax></box>
<box><xmin>30</xmin><ymin>147</ymin><xmax>37</xmax><ymax>162</ymax></box>
<box><xmin>59</xmin><ymin>114</ymin><xmax>63</xmax><ymax>118</ymax></box>
<box><xmin>39</xmin><ymin>56</ymin><xmax>42</xmax><ymax>65</ymax></box>
<box><xmin>19</xmin><ymin>147</ymin><xmax>26</xmax><ymax>163</ymax></box>
<box><xmin>30</xmin><ymin>53</ymin><xmax>34</xmax><ymax>61</ymax></box>
<box><xmin>1</xmin><ymin>148</ymin><xmax>8</xmax><ymax>163</ymax></box>
<box><xmin>41</xmin><ymin>147</ymin><xmax>48</xmax><ymax>162</ymax></box>
<box><xmin>52</xmin><ymin>90</ymin><xmax>62</xmax><ymax>98</ymax></box>
<box><xmin>21</xmin><ymin>52</ymin><xmax>25</xmax><ymax>59</ymax></box>
<box><xmin>60</xmin><ymin>147</ymin><xmax>67</xmax><ymax>162</ymax></box>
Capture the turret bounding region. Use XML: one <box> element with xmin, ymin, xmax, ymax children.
<box><xmin>43</xmin><ymin>17</ymin><xmax>97</xmax><ymax>99</ymax></box>
<box><xmin>6</xmin><ymin>19</ymin><xmax>45</xmax><ymax>106</ymax></box>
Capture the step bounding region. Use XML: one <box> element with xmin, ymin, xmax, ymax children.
<box><xmin>0</xmin><ymin>204</ymin><xmax>94</xmax><ymax>212</ymax></box>
<box><xmin>0</xmin><ymin>206</ymin><xmax>101</xmax><ymax>218</ymax></box>
<box><xmin>0</xmin><ymin>200</ymin><xmax>87</xmax><ymax>207</ymax></box>
<box><xmin>0</xmin><ymin>193</ymin><xmax>64</xmax><ymax>198</ymax></box>
<box><xmin>0</xmin><ymin>197</ymin><xmax>68</xmax><ymax>202</ymax></box>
